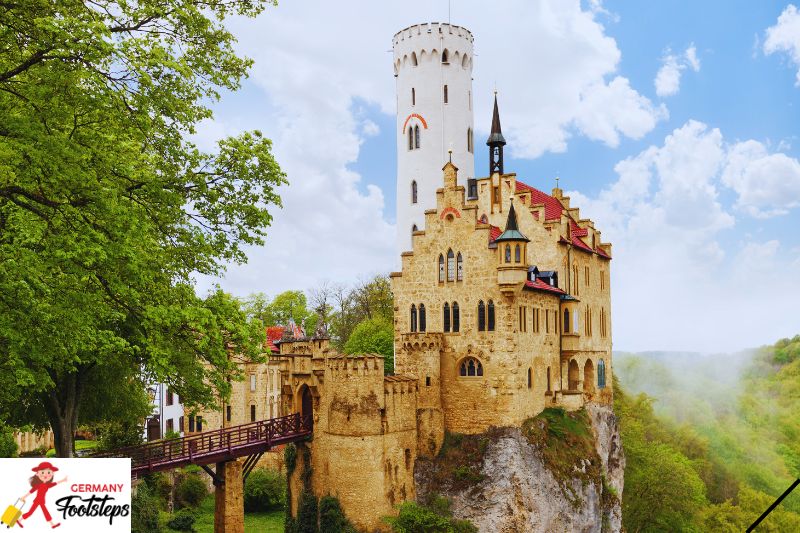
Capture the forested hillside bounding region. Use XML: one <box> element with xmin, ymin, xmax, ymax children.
<box><xmin>615</xmin><ymin>335</ymin><xmax>800</xmax><ymax>532</ymax></box>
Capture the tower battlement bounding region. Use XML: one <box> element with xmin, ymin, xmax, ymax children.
<box><xmin>393</xmin><ymin>22</ymin><xmax>474</xmax><ymax>44</ymax></box>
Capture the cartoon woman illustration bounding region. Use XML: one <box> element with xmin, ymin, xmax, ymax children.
<box><xmin>16</xmin><ymin>461</ymin><xmax>67</xmax><ymax>529</ymax></box>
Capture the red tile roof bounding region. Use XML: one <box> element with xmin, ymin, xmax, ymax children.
<box><xmin>489</xmin><ymin>225</ymin><xmax>502</xmax><ymax>242</ymax></box>
<box><xmin>524</xmin><ymin>279</ymin><xmax>566</xmax><ymax>295</ymax></box>
<box><xmin>266</xmin><ymin>326</ymin><xmax>285</xmax><ymax>353</ymax></box>
<box><xmin>515</xmin><ymin>181</ymin><xmax>564</xmax><ymax>220</ymax></box>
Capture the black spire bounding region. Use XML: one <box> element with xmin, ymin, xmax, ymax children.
<box><xmin>486</xmin><ymin>93</ymin><xmax>505</xmax><ymax>174</ymax></box>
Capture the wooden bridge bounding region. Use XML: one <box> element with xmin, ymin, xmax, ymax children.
<box><xmin>95</xmin><ymin>413</ymin><xmax>312</xmax><ymax>478</ymax></box>
<box><xmin>94</xmin><ymin>413</ymin><xmax>312</xmax><ymax>533</ymax></box>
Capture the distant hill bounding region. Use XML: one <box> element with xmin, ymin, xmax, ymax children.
<box><xmin>614</xmin><ymin>336</ymin><xmax>800</xmax><ymax>531</ymax></box>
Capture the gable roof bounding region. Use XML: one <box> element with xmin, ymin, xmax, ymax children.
<box><xmin>524</xmin><ymin>279</ymin><xmax>566</xmax><ymax>295</ymax></box>
<box><xmin>515</xmin><ymin>180</ymin><xmax>564</xmax><ymax>221</ymax></box>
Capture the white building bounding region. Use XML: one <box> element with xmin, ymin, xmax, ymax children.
<box><xmin>144</xmin><ymin>383</ymin><xmax>184</xmax><ymax>441</ymax></box>
<box><xmin>393</xmin><ymin>23</ymin><xmax>476</xmax><ymax>253</ymax></box>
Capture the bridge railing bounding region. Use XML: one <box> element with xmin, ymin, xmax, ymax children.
<box><xmin>94</xmin><ymin>413</ymin><xmax>312</xmax><ymax>473</ymax></box>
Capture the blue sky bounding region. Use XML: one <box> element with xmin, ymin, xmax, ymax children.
<box><xmin>196</xmin><ymin>1</ymin><xmax>800</xmax><ymax>352</ymax></box>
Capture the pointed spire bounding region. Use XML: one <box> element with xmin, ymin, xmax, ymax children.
<box><xmin>494</xmin><ymin>199</ymin><xmax>529</xmax><ymax>243</ymax></box>
<box><xmin>486</xmin><ymin>93</ymin><xmax>506</xmax><ymax>146</ymax></box>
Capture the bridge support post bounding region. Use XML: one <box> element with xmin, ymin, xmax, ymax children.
<box><xmin>214</xmin><ymin>461</ymin><xmax>244</xmax><ymax>533</ymax></box>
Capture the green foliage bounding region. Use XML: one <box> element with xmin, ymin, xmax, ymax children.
<box><xmin>384</xmin><ymin>496</ymin><xmax>477</xmax><ymax>533</ymax></box>
<box><xmin>175</xmin><ymin>474</ymin><xmax>208</xmax><ymax>510</ymax></box>
<box><xmin>343</xmin><ymin>317</ymin><xmax>394</xmax><ymax>373</ymax></box>
<box><xmin>327</xmin><ymin>275</ymin><xmax>394</xmax><ymax>349</ymax></box>
<box><xmin>297</xmin><ymin>490</ymin><xmax>319</xmax><ymax>533</ymax></box>
<box><xmin>427</xmin><ymin>431</ymin><xmax>490</xmax><ymax>491</ymax></box>
<box><xmin>244</xmin><ymin>291</ymin><xmax>318</xmax><ymax>333</ymax></box>
<box><xmin>244</xmin><ymin>468</ymin><xmax>286</xmax><ymax>512</ymax></box>
<box><xmin>285</xmin><ymin>443</ymin><xmax>298</xmax><ymax>476</ymax></box>
<box><xmin>166</xmin><ymin>508</ymin><xmax>197</xmax><ymax>531</ymax></box>
<box><xmin>319</xmin><ymin>496</ymin><xmax>357</xmax><ymax>533</ymax></box>
<box><xmin>132</xmin><ymin>483</ymin><xmax>162</xmax><ymax>533</ymax></box>
<box><xmin>0</xmin><ymin>0</ymin><xmax>283</xmax><ymax>456</ymax></box>
<box><xmin>0</xmin><ymin>424</ymin><xmax>18</xmax><ymax>457</ymax></box>
<box><xmin>96</xmin><ymin>421</ymin><xmax>144</xmax><ymax>452</ymax></box>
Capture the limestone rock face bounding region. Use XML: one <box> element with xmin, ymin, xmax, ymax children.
<box><xmin>415</xmin><ymin>404</ymin><xmax>624</xmax><ymax>533</ymax></box>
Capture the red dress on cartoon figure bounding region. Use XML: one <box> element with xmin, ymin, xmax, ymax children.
<box><xmin>16</xmin><ymin>461</ymin><xmax>67</xmax><ymax>529</ymax></box>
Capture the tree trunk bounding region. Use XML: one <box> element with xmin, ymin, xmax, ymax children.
<box><xmin>41</xmin><ymin>366</ymin><xmax>90</xmax><ymax>457</ymax></box>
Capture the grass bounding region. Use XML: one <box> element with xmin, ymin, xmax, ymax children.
<box><xmin>164</xmin><ymin>495</ymin><xmax>284</xmax><ymax>533</ymax></box>
<box><xmin>44</xmin><ymin>439</ymin><xmax>98</xmax><ymax>457</ymax></box>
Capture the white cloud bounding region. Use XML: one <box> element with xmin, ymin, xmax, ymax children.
<box><xmin>764</xmin><ymin>4</ymin><xmax>800</xmax><ymax>85</ymax></box>
<box><xmin>193</xmin><ymin>0</ymin><xmax>663</xmax><ymax>296</ymax></box>
<box><xmin>654</xmin><ymin>44</ymin><xmax>701</xmax><ymax>97</ymax></box>
<box><xmin>722</xmin><ymin>140</ymin><xmax>800</xmax><ymax>217</ymax></box>
<box><xmin>568</xmin><ymin>120</ymin><xmax>800</xmax><ymax>352</ymax></box>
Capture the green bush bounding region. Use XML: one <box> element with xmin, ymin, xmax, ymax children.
<box><xmin>166</xmin><ymin>508</ymin><xmax>196</xmax><ymax>531</ymax></box>
<box><xmin>319</xmin><ymin>495</ymin><xmax>357</xmax><ymax>533</ymax></box>
<box><xmin>132</xmin><ymin>483</ymin><xmax>162</xmax><ymax>533</ymax></box>
<box><xmin>243</xmin><ymin>467</ymin><xmax>285</xmax><ymax>512</ymax></box>
<box><xmin>175</xmin><ymin>474</ymin><xmax>207</xmax><ymax>509</ymax></box>
<box><xmin>385</xmin><ymin>497</ymin><xmax>476</xmax><ymax>533</ymax></box>
<box><xmin>297</xmin><ymin>490</ymin><xmax>319</xmax><ymax>533</ymax></box>
<box><xmin>96</xmin><ymin>421</ymin><xmax>143</xmax><ymax>452</ymax></box>
<box><xmin>0</xmin><ymin>425</ymin><xmax>18</xmax><ymax>458</ymax></box>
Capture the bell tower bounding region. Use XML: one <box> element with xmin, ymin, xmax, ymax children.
<box><xmin>487</xmin><ymin>93</ymin><xmax>506</xmax><ymax>175</ymax></box>
<box><xmin>393</xmin><ymin>23</ymin><xmax>475</xmax><ymax>254</ymax></box>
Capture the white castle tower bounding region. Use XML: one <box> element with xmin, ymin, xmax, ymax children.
<box><xmin>393</xmin><ymin>23</ymin><xmax>475</xmax><ymax>253</ymax></box>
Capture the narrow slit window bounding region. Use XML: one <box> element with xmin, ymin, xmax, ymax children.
<box><xmin>443</xmin><ymin>303</ymin><xmax>450</xmax><ymax>332</ymax></box>
<box><xmin>452</xmin><ymin>302</ymin><xmax>460</xmax><ymax>332</ymax></box>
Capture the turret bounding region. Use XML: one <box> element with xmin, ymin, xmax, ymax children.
<box><xmin>394</xmin><ymin>23</ymin><xmax>475</xmax><ymax>254</ymax></box>
<box><xmin>486</xmin><ymin>93</ymin><xmax>506</xmax><ymax>175</ymax></box>
<box><xmin>495</xmin><ymin>200</ymin><xmax>529</xmax><ymax>287</ymax></box>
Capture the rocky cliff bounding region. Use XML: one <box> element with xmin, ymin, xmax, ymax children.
<box><xmin>415</xmin><ymin>403</ymin><xmax>624</xmax><ymax>533</ymax></box>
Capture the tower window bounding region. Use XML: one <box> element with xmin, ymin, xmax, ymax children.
<box><xmin>438</xmin><ymin>254</ymin><xmax>445</xmax><ymax>283</ymax></box>
<box><xmin>411</xmin><ymin>224</ymin><xmax>418</xmax><ymax>234</ymax></box>
<box><xmin>412</xmin><ymin>87</ymin><xmax>415</xmax><ymax>106</ymax></box>
<box><xmin>226</xmin><ymin>405</ymin><xmax>231</xmax><ymax>422</ymax></box>
<box><xmin>414</xmin><ymin>125</ymin><xmax>420</xmax><ymax>149</ymax></box>
<box><xmin>411</xmin><ymin>52</ymin><xmax>418</xmax><ymax>66</ymax></box>
<box><xmin>447</xmin><ymin>249</ymin><xmax>455</xmax><ymax>281</ymax></box>
<box><xmin>250</xmin><ymin>405</ymin><xmax>256</xmax><ymax>422</ymax></box>
<box><xmin>452</xmin><ymin>302</ymin><xmax>460</xmax><ymax>332</ymax></box>
<box><xmin>564</xmin><ymin>309</ymin><xmax>570</xmax><ymax>333</ymax></box>
<box><xmin>598</xmin><ymin>359</ymin><xmax>607</xmax><ymax>388</ymax></box>
<box><xmin>547</xmin><ymin>367</ymin><xmax>552</xmax><ymax>392</ymax></box>
<box><xmin>419</xmin><ymin>304</ymin><xmax>426</xmax><ymax>332</ymax></box>
<box><xmin>443</xmin><ymin>303</ymin><xmax>450</xmax><ymax>333</ymax></box>
<box><xmin>527</xmin><ymin>368</ymin><xmax>532</xmax><ymax>389</ymax></box>
<box><xmin>478</xmin><ymin>300</ymin><xmax>485</xmax><ymax>331</ymax></box>
<box><xmin>487</xmin><ymin>300</ymin><xmax>495</xmax><ymax>331</ymax></box>
<box><xmin>411</xmin><ymin>180</ymin><xmax>418</xmax><ymax>204</ymax></box>
<box><xmin>456</xmin><ymin>252</ymin><xmax>463</xmax><ymax>281</ymax></box>
<box><xmin>459</xmin><ymin>357</ymin><xmax>483</xmax><ymax>377</ymax></box>
<box><xmin>505</xmin><ymin>245</ymin><xmax>511</xmax><ymax>263</ymax></box>
<box><xmin>408</xmin><ymin>127</ymin><xmax>413</xmax><ymax>150</ymax></box>
<box><xmin>410</xmin><ymin>304</ymin><xmax>417</xmax><ymax>332</ymax></box>
<box><xmin>442</xmin><ymin>49</ymin><xmax>449</xmax><ymax>63</ymax></box>
<box><xmin>467</xmin><ymin>128</ymin><xmax>473</xmax><ymax>153</ymax></box>
<box><xmin>443</xmin><ymin>84</ymin><xmax>448</xmax><ymax>104</ymax></box>
<box><xmin>515</xmin><ymin>244</ymin><xmax>521</xmax><ymax>263</ymax></box>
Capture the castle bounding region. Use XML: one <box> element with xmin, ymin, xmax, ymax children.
<box><xmin>191</xmin><ymin>22</ymin><xmax>614</xmax><ymax>531</ymax></box>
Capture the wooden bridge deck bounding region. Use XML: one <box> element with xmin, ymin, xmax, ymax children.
<box><xmin>93</xmin><ymin>413</ymin><xmax>312</xmax><ymax>475</ymax></box>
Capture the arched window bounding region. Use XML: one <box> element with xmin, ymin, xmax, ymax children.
<box><xmin>443</xmin><ymin>84</ymin><xmax>448</xmax><ymax>103</ymax></box>
<box><xmin>459</xmin><ymin>357</ymin><xmax>483</xmax><ymax>377</ymax></box>
<box><xmin>442</xmin><ymin>49</ymin><xmax>449</xmax><ymax>63</ymax></box>
<box><xmin>411</xmin><ymin>180</ymin><xmax>418</xmax><ymax>204</ymax></box>
<box><xmin>505</xmin><ymin>244</ymin><xmax>511</xmax><ymax>263</ymax></box>
<box><xmin>443</xmin><ymin>303</ymin><xmax>450</xmax><ymax>333</ymax></box>
<box><xmin>447</xmin><ymin>249</ymin><xmax>455</xmax><ymax>281</ymax></box>
<box><xmin>411</xmin><ymin>52</ymin><xmax>418</xmax><ymax>66</ymax></box>
<box><xmin>462</xmin><ymin>53</ymin><xmax>469</xmax><ymax>68</ymax></box>
<box><xmin>438</xmin><ymin>254</ymin><xmax>445</xmax><ymax>283</ymax></box>
<box><xmin>527</xmin><ymin>368</ymin><xmax>532</xmax><ymax>389</ymax></box>
<box><xmin>411</xmin><ymin>87</ymin><xmax>415</xmax><ymax>105</ymax></box>
<box><xmin>408</xmin><ymin>127</ymin><xmax>413</xmax><ymax>150</ymax></box>
<box><xmin>515</xmin><ymin>244</ymin><xmax>521</xmax><ymax>263</ymax></box>
<box><xmin>487</xmin><ymin>300</ymin><xmax>495</xmax><ymax>331</ymax></box>
<box><xmin>414</xmin><ymin>125</ymin><xmax>420</xmax><ymax>149</ymax></box>
<box><xmin>598</xmin><ymin>359</ymin><xmax>606</xmax><ymax>388</ymax></box>
<box><xmin>477</xmin><ymin>300</ymin><xmax>485</xmax><ymax>331</ymax></box>
<box><xmin>564</xmin><ymin>309</ymin><xmax>570</xmax><ymax>333</ymax></box>
<box><xmin>547</xmin><ymin>367</ymin><xmax>552</xmax><ymax>392</ymax></box>
<box><xmin>419</xmin><ymin>304</ymin><xmax>426</xmax><ymax>332</ymax></box>
<box><xmin>411</xmin><ymin>224</ymin><xmax>418</xmax><ymax>234</ymax></box>
<box><xmin>410</xmin><ymin>305</ymin><xmax>417</xmax><ymax>332</ymax></box>
<box><xmin>456</xmin><ymin>252</ymin><xmax>463</xmax><ymax>281</ymax></box>
<box><xmin>452</xmin><ymin>302</ymin><xmax>460</xmax><ymax>332</ymax></box>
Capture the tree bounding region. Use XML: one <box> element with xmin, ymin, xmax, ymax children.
<box><xmin>0</xmin><ymin>0</ymin><xmax>284</xmax><ymax>456</ymax></box>
<box><xmin>328</xmin><ymin>275</ymin><xmax>393</xmax><ymax>348</ymax></box>
<box><xmin>344</xmin><ymin>318</ymin><xmax>394</xmax><ymax>374</ymax></box>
